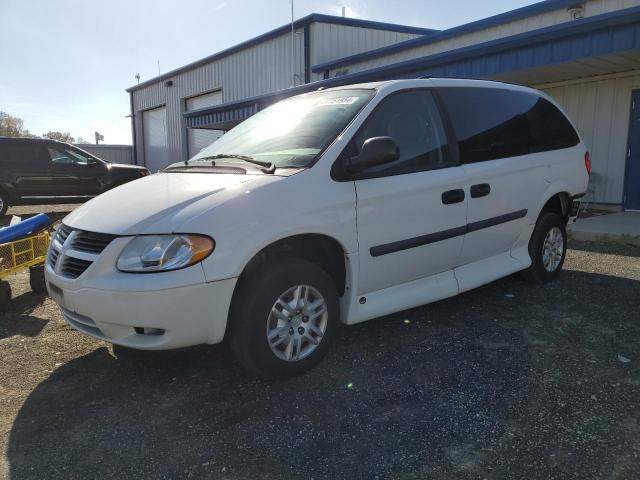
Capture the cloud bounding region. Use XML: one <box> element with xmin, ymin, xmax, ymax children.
<box><xmin>214</xmin><ymin>2</ymin><xmax>226</xmax><ymax>10</ymax></box>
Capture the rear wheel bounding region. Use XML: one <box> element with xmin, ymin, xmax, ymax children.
<box><xmin>0</xmin><ymin>280</ymin><xmax>12</xmax><ymax>312</ymax></box>
<box><xmin>521</xmin><ymin>212</ymin><xmax>567</xmax><ymax>284</ymax></box>
<box><xmin>228</xmin><ymin>258</ymin><xmax>339</xmax><ymax>378</ymax></box>
<box><xmin>29</xmin><ymin>265</ymin><xmax>46</xmax><ymax>293</ymax></box>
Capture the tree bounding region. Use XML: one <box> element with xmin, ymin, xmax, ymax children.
<box><xmin>76</xmin><ymin>136</ymin><xmax>90</xmax><ymax>144</ymax></box>
<box><xmin>0</xmin><ymin>111</ymin><xmax>32</xmax><ymax>137</ymax></box>
<box><xmin>42</xmin><ymin>131</ymin><xmax>75</xmax><ymax>143</ymax></box>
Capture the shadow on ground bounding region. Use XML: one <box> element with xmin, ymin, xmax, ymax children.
<box><xmin>7</xmin><ymin>269</ymin><xmax>640</xmax><ymax>479</ymax></box>
<box><xmin>0</xmin><ymin>292</ymin><xmax>49</xmax><ymax>339</ymax></box>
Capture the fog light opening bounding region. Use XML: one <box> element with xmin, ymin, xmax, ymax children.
<box><xmin>134</xmin><ymin>327</ymin><xmax>166</xmax><ymax>336</ymax></box>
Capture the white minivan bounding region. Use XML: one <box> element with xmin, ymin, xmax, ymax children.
<box><xmin>45</xmin><ymin>79</ymin><xmax>589</xmax><ymax>377</ymax></box>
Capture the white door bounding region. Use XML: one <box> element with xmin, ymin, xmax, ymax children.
<box><xmin>437</xmin><ymin>87</ymin><xmax>552</xmax><ymax>266</ymax></box>
<box><xmin>350</xmin><ymin>90</ymin><xmax>468</xmax><ymax>294</ymax></box>
<box><xmin>186</xmin><ymin>91</ymin><xmax>224</xmax><ymax>157</ymax></box>
<box><xmin>142</xmin><ymin>107</ymin><xmax>168</xmax><ymax>172</ymax></box>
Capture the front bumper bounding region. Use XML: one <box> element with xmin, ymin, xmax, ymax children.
<box><xmin>44</xmin><ymin>234</ymin><xmax>237</xmax><ymax>350</ymax></box>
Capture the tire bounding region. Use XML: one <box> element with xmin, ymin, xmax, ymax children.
<box><xmin>0</xmin><ymin>189</ymin><xmax>9</xmax><ymax>217</ymax></box>
<box><xmin>228</xmin><ymin>257</ymin><xmax>340</xmax><ymax>379</ymax></box>
<box><xmin>520</xmin><ymin>212</ymin><xmax>567</xmax><ymax>284</ymax></box>
<box><xmin>0</xmin><ymin>280</ymin><xmax>12</xmax><ymax>312</ymax></box>
<box><xmin>29</xmin><ymin>265</ymin><xmax>46</xmax><ymax>293</ymax></box>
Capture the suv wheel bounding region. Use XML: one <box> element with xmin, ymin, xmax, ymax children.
<box><xmin>0</xmin><ymin>190</ymin><xmax>8</xmax><ymax>216</ymax></box>
<box><xmin>521</xmin><ymin>212</ymin><xmax>567</xmax><ymax>284</ymax></box>
<box><xmin>228</xmin><ymin>258</ymin><xmax>339</xmax><ymax>378</ymax></box>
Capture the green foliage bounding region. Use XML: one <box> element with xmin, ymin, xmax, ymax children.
<box><xmin>0</xmin><ymin>111</ymin><xmax>33</xmax><ymax>137</ymax></box>
<box><xmin>42</xmin><ymin>131</ymin><xmax>75</xmax><ymax>144</ymax></box>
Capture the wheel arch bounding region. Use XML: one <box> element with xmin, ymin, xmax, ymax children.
<box><xmin>234</xmin><ymin>233</ymin><xmax>350</xmax><ymax>296</ymax></box>
<box><xmin>535</xmin><ymin>186</ymin><xmax>572</xmax><ymax>224</ymax></box>
<box><xmin>225</xmin><ymin>233</ymin><xmax>351</xmax><ymax>338</ymax></box>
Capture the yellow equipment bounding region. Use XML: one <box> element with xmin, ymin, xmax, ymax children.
<box><xmin>0</xmin><ymin>230</ymin><xmax>50</xmax><ymax>311</ymax></box>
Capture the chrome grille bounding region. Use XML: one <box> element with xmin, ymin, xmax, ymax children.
<box><xmin>60</xmin><ymin>257</ymin><xmax>93</xmax><ymax>278</ymax></box>
<box><xmin>72</xmin><ymin>231</ymin><xmax>117</xmax><ymax>254</ymax></box>
<box><xmin>47</xmin><ymin>224</ymin><xmax>117</xmax><ymax>279</ymax></box>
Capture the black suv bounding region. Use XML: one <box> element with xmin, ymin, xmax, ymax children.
<box><xmin>0</xmin><ymin>137</ymin><xmax>149</xmax><ymax>215</ymax></box>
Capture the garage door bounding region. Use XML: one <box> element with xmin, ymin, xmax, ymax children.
<box><xmin>142</xmin><ymin>107</ymin><xmax>169</xmax><ymax>172</ymax></box>
<box><xmin>186</xmin><ymin>91</ymin><xmax>224</xmax><ymax>157</ymax></box>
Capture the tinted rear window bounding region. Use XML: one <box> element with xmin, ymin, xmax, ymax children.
<box><xmin>437</xmin><ymin>87</ymin><xmax>580</xmax><ymax>163</ymax></box>
<box><xmin>0</xmin><ymin>142</ymin><xmax>47</xmax><ymax>168</ymax></box>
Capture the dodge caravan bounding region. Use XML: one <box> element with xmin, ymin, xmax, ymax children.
<box><xmin>45</xmin><ymin>79</ymin><xmax>589</xmax><ymax>377</ymax></box>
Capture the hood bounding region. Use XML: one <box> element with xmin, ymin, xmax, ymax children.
<box><xmin>63</xmin><ymin>172</ymin><xmax>282</xmax><ymax>235</ymax></box>
<box><xmin>107</xmin><ymin>163</ymin><xmax>148</xmax><ymax>171</ymax></box>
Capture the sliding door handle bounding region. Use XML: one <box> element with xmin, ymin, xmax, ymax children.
<box><xmin>441</xmin><ymin>189</ymin><xmax>465</xmax><ymax>205</ymax></box>
<box><xmin>470</xmin><ymin>183</ymin><xmax>491</xmax><ymax>198</ymax></box>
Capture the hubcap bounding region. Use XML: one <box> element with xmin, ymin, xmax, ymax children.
<box><xmin>266</xmin><ymin>285</ymin><xmax>328</xmax><ymax>362</ymax></box>
<box><xmin>542</xmin><ymin>226</ymin><xmax>564</xmax><ymax>272</ymax></box>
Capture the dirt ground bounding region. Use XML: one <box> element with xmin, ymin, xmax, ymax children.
<box><xmin>0</xmin><ymin>207</ymin><xmax>639</xmax><ymax>479</ymax></box>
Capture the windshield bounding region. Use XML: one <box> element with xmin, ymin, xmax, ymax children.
<box><xmin>191</xmin><ymin>88</ymin><xmax>374</xmax><ymax>169</ymax></box>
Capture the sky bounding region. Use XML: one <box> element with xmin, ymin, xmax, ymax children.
<box><xmin>0</xmin><ymin>0</ymin><xmax>538</xmax><ymax>145</ymax></box>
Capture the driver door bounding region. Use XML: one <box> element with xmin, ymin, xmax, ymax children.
<box><xmin>46</xmin><ymin>145</ymin><xmax>104</xmax><ymax>196</ymax></box>
<box><xmin>346</xmin><ymin>89</ymin><xmax>468</xmax><ymax>295</ymax></box>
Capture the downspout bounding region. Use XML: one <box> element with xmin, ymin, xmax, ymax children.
<box><xmin>129</xmin><ymin>91</ymin><xmax>138</xmax><ymax>165</ymax></box>
<box><xmin>304</xmin><ymin>24</ymin><xmax>311</xmax><ymax>83</ymax></box>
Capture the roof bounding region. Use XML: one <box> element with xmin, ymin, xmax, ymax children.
<box><xmin>126</xmin><ymin>14</ymin><xmax>437</xmax><ymax>93</ymax></box>
<box><xmin>312</xmin><ymin>0</ymin><xmax>588</xmax><ymax>74</ymax></box>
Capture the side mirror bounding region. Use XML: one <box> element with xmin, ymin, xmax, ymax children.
<box><xmin>346</xmin><ymin>136</ymin><xmax>399</xmax><ymax>174</ymax></box>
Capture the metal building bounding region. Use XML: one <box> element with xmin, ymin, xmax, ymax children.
<box><xmin>128</xmin><ymin>1</ymin><xmax>640</xmax><ymax>210</ymax></box>
<box><xmin>75</xmin><ymin>144</ymin><xmax>134</xmax><ymax>165</ymax></box>
<box><xmin>127</xmin><ymin>15</ymin><xmax>434</xmax><ymax>172</ymax></box>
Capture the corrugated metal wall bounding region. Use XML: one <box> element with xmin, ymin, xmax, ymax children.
<box><xmin>325</xmin><ymin>0</ymin><xmax>640</xmax><ymax>77</ymax></box>
<box><xmin>75</xmin><ymin>144</ymin><xmax>134</xmax><ymax>165</ymax></box>
<box><xmin>132</xmin><ymin>32</ymin><xmax>305</xmax><ymax>166</ymax></box>
<box><xmin>309</xmin><ymin>23</ymin><xmax>423</xmax><ymax>81</ymax></box>
<box><xmin>538</xmin><ymin>71</ymin><xmax>640</xmax><ymax>204</ymax></box>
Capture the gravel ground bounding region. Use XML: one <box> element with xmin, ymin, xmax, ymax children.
<box><xmin>0</xmin><ymin>207</ymin><xmax>639</xmax><ymax>479</ymax></box>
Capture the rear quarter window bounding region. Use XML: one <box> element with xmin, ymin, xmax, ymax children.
<box><xmin>437</xmin><ymin>87</ymin><xmax>579</xmax><ymax>163</ymax></box>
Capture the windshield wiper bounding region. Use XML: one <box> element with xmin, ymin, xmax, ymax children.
<box><xmin>191</xmin><ymin>154</ymin><xmax>275</xmax><ymax>173</ymax></box>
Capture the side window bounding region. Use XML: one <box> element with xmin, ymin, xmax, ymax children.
<box><xmin>48</xmin><ymin>147</ymin><xmax>94</xmax><ymax>166</ymax></box>
<box><xmin>350</xmin><ymin>90</ymin><xmax>452</xmax><ymax>176</ymax></box>
<box><xmin>4</xmin><ymin>144</ymin><xmax>49</xmax><ymax>168</ymax></box>
<box><xmin>525</xmin><ymin>97</ymin><xmax>580</xmax><ymax>152</ymax></box>
<box><xmin>438</xmin><ymin>87</ymin><xmax>579</xmax><ymax>164</ymax></box>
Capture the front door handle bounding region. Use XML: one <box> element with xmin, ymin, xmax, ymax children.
<box><xmin>441</xmin><ymin>189</ymin><xmax>465</xmax><ymax>205</ymax></box>
<box><xmin>470</xmin><ymin>183</ymin><xmax>491</xmax><ymax>198</ymax></box>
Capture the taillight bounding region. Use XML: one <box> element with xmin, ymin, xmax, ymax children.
<box><xmin>584</xmin><ymin>152</ymin><xmax>591</xmax><ymax>176</ymax></box>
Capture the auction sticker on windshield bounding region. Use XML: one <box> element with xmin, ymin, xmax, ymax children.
<box><xmin>315</xmin><ymin>96</ymin><xmax>360</xmax><ymax>106</ymax></box>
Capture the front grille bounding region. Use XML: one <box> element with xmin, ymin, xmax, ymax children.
<box><xmin>60</xmin><ymin>257</ymin><xmax>93</xmax><ymax>278</ymax></box>
<box><xmin>47</xmin><ymin>224</ymin><xmax>117</xmax><ymax>279</ymax></box>
<box><xmin>72</xmin><ymin>231</ymin><xmax>117</xmax><ymax>254</ymax></box>
<box><xmin>60</xmin><ymin>307</ymin><xmax>103</xmax><ymax>338</ymax></box>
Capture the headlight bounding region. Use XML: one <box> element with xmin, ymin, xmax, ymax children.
<box><xmin>117</xmin><ymin>234</ymin><xmax>214</xmax><ymax>273</ymax></box>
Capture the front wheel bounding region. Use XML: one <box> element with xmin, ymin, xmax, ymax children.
<box><xmin>228</xmin><ymin>258</ymin><xmax>340</xmax><ymax>378</ymax></box>
<box><xmin>521</xmin><ymin>212</ymin><xmax>567</xmax><ymax>284</ymax></box>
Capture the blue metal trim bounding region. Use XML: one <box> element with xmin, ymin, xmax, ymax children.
<box><xmin>308</xmin><ymin>14</ymin><xmax>437</xmax><ymax>35</ymax></box>
<box><xmin>313</xmin><ymin>0</ymin><xmax>592</xmax><ymax>73</ymax></box>
<box><xmin>127</xmin><ymin>14</ymin><xmax>434</xmax><ymax>93</ymax></box>
<box><xmin>316</xmin><ymin>6</ymin><xmax>640</xmax><ymax>80</ymax></box>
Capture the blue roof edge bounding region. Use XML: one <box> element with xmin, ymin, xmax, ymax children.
<box><xmin>312</xmin><ymin>0</ymin><xmax>586</xmax><ymax>73</ymax></box>
<box><xmin>127</xmin><ymin>13</ymin><xmax>436</xmax><ymax>93</ymax></box>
